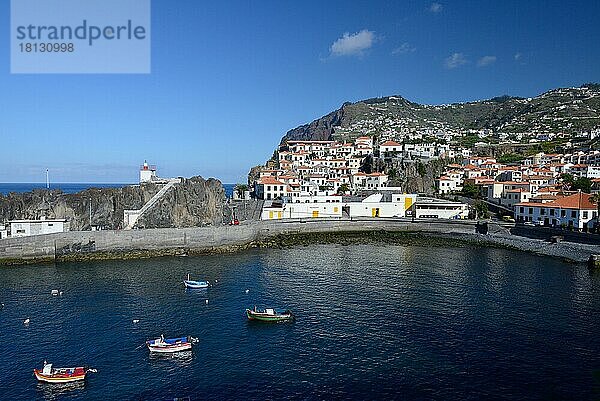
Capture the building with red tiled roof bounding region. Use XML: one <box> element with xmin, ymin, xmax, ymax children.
<box><xmin>254</xmin><ymin>176</ymin><xmax>289</xmax><ymax>200</ymax></box>
<box><xmin>514</xmin><ymin>192</ymin><xmax>597</xmax><ymax>229</ymax></box>
<box><xmin>379</xmin><ymin>141</ymin><xmax>402</xmax><ymax>154</ymax></box>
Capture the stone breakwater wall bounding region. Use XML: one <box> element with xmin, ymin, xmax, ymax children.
<box><xmin>0</xmin><ymin>219</ymin><xmax>598</xmax><ymax>266</ymax></box>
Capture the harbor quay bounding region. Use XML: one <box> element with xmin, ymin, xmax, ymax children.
<box><xmin>0</xmin><ymin>219</ymin><xmax>598</xmax><ymax>266</ymax></box>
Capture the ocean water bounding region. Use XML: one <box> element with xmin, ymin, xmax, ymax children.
<box><xmin>0</xmin><ymin>183</ymin><xmax>236</xmax><ymax>197</ymax></box>
<box><xmin>0</xmin><ymin>183</ymin><xmax>130</xmax><ymax>195</ymax></box>
<box><xmin>0</xmin><ymin>244</ymin><xmax>599</xmax><ymax>400</ymax></box>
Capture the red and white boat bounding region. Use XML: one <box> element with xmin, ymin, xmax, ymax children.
<box><xmin>34</xmin><ymin>361</ymin><xmax>95</xmax><ymax>383</ymax></box>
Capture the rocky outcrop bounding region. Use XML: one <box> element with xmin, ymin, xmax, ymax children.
<box><xmin>135</xmin><ymin>177</ymin><xmax>225</xmax><ymax>228</ymax></box>
<box><xmin>0</xmin><ymin>176</ymin><xmax>226</xmax><ymax>230</ymax></box>
<box><xmin>393</xmin><ymin>159</ymin><xmax>450</xmax><ymax>194</ymax></box>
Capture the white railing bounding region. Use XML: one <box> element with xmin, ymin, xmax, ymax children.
<box><xmin>124</xmin><ymin>179</ymin><xmax>180</xmax><ymax>229</ymax></box>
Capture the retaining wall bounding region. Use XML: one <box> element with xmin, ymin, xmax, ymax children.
<box><xmin>0</xmin><ymin>219</ymin><xmax>597</xmax><ymax>265</ymax></box>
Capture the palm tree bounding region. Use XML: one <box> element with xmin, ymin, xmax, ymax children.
<box><xmin>235</xmin><ymin>184</ymin><xmax>248</xmax><ymax>199</ymax></box>
<box><xmin>591</xmin><ymin>193</ymin><xmax>600</xmax><ymax>233</ymax></box>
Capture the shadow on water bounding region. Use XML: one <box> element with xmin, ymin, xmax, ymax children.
<box><xmin>36</xmin><ymin>381</ymin><xmax>85</xmax><ymax>400</ymax></box>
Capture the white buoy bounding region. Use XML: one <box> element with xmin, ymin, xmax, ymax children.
<box><xmin>59</xmin><ymin>291</ymin><xmax>63</xmax><ymax>296</ymax></box>
<box><xmin>215</xmin><ymin>279</ymin><xmax>218</xmax><ymax>283</ymax></box>
<box><xmin>51</xmin><ymin>290</ymin><xmax>59</xmax><ymax>296</ymax></box>
<box><xmin>245</xmin><ymin>289</ymin><xmax>249</xmax><ymax>293</ymax></box>
<box><xmin>205</xmin><ymin>299</ymin><xmax>209</xmax><ymax>304</ymax></box>
<box><xmin>24</xmin><ymin>318</ymin><xmax>30</xmax><ymax>325</ymax></box>
<box><xmin>133</xmin><ymin>319</ymin><xmax>140</xmax><ymax>324</ymax></box>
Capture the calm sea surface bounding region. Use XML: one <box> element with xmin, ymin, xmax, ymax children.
<box><xmin>0</xmin><ymin>183</ymin><xmax>236</xmax><ymax>197</ymax></box>
<box><xmin>1</xmin><ymin>244</ymin><xmax>599</xmax><ymax>400</ymax></box>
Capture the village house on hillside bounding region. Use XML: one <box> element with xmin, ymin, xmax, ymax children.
<box><xmin>514</xmin><ymin>192</ymin><xmax>597</xmax><ymax>229</ymax></box>
<box><xmin>250</xmin><ymin>135</ymin><xmax>470</xmax><ymax>221</ymax></box>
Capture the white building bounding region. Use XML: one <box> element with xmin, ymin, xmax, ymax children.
<box><xmin>514</xmin><ymin>192</ymin><xmax>597</xmax><ymax>229</ymax></box>
<box><xmin>9</xmin><ymin>218</ymin><xmax>70</xmax><ymax>238</ymax></box>
<box><xmin>140</xmin><ymin>160</ymin><xmax>158</xmax><ymax>183</ymax></box>
<box><xmin>0</xmin><ymin>224</ymin><xmax>7</xmax><ymax>239</ymax></box>
<box><xmin>379</xmin><ymin>140</ymin><xmax>402</xmax><ymax>155</ymax></box>
<box><xmin>437</xmin><ymin>175</ymin><xmax>462</xmax><ymax>194</ymax></box>
<box><xmin>261</xmin><ymin>200</ymin><xmax>342</xmax><ymax>220</ymax></box>
<box><xmin>352</xmin><ymin>172</ymin><xmax>388</xmax><ymax>191</ymax></box>
<box><xmin>344</xmin><ymin>193</ymin><xmax>416</xmax><ymax>218</ymax></box>
<box><xmin>411</xmin><ymin>198</ymin><xmax>469</xmax><ymax>219</ymax></box>
<box><xmin>254</xmin><ymin>176</ymin><xmax>288</xmax><ymax>200</ymax></box>
<box><xmin>501</xmin><ymin>189</ymin><xmax>531</xmax><ymax>208</ymax></box>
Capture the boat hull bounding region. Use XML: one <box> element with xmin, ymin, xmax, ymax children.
<box><xmin>183</xmin><ymin>280</ymin><xmax>209</xmax><ymax>289</ymax></box>
<box><xmin>246</xmin><ymin>309</ymin><xmax>294</xmax><ymax>322</ymax></box>
<box><xmin>147</xmin><ymin>343</ymin><xmax>193</xmax><ymax>353</ymax></box>
<box><xmin>34</xmin><ymin>369</ymin><xmax>86</xmax><ymax>383</ymax></box>
<box><xmin>146</xmin><ymin>336</ymin><xmax>194</xmax><ymax>353</ymax></box>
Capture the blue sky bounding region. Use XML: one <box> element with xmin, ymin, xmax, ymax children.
<box><xmin>1</xmin><ymin>0</ymin><xmax>599</xmax><ymax>183</ymax></box>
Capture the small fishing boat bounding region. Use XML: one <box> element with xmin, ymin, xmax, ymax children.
<box><xmin>146</xmin><ymin>335</ymin><xmax>198</xmax><ymax>353</ymax></box>
<box><xmin>246</xmin><ymin>306</ymin><xmax>294</xmax><ymax>322</ymax></box>
<box><xmin>34</xmin><ymin>361</ymin><xmax>96</xmax><ymax>383</ymax></box>
<box><xmin>183</xmin><ymin>274</ymin><xmax>209</xmax><ymax>289</ymax></box>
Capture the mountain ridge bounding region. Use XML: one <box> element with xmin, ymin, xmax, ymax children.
<box><xmin>280</xmin><ymin>83</ymin><xmax>600</xmax><ymax>145</ymax></box>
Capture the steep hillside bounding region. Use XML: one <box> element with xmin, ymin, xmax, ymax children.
<box><xmin>280</xmin><ymin>84</ymin><xmax>600</xmax><ymax>144</ymax></box>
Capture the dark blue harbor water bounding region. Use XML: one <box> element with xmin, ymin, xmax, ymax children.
<box><xmin>1</xmin><ymin>244</ymin><xmax>599</xmax><ymax>400</ymax></box>
<box><xmin>0</xmin><ymin>183</ymin><xmax>236</xmax><ymax>197</ymax></box>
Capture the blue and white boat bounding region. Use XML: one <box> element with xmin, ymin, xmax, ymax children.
<box><xmin>183</xmin><ymin>274</ymin><xmax>209</xmax><ymax>289</ymax></box>
<box><xmin>146</xmin><ymin>335</ymin><xmax>198</xmax><ymax>353</ymax></box>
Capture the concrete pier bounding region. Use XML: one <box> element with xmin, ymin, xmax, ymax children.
<box><xmin>0</xmin><ymin>219</ymin><xmax>598</xmax><ymax>266</ymax></box>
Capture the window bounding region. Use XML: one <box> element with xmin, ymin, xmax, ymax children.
<box><xmin>561</xmin><ymin>210</ymin><xmax>566</xmax><ymax>217</ymax></box>
<box><xmin>529</xmin><ymin>208</ymin><xmax>533</xmax><ymax>215</ymax></box>
<box><xmin>571</xmin><ymin>210</ymin><xmax>576</xmax><ymax>218</ymax></box>
<box><xmin>550</xmin><ymin>209</ymin><xmax>554</xmax><ymax>216</ymax></box>
<box><xmin>520</xmin><ymin>207</ymin><xmax>524</xmax><ymax>213</ymax></box>
<box><xmin>583</xmin><ymin>211</ymin><xmax>588</xmax><ymax>219</ymax></box>
<box><xmin>540</xmin><ymin>208</ymin><xmax>546</xmax><ymax>215</ymax></box>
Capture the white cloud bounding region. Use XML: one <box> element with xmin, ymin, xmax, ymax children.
<box><xmin>429</xmin><ymin>2</ymin><xmax>443</xmax><ymax>13</ymax></box>
<box><xmin>514</xmin><ymin>52</ymin><xmax>522</xmax><ymax>61</ymax></box>
<box><xmin>477</xmin><ymin>55</ymin><xmax>497</xmax><ymax>67</ymax></box>
<box><xmin>444</xmin><ymin>52</ymin><xmax>467</xmax><ymax>69</ymax></box>
<box><xmin>392</xmin><ymin>42</ymin><xmax>416</xmax><ymax>55</ymax></box>
<box><xmin>329</xmin><ymin>29</ymin><xmax>376</xmax><ymax>57</ymax></box>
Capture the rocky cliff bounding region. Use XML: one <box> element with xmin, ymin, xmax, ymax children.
<box><xmin>135</xmin><ymin>177</ymin><xmax>225</xmax><ymax>228</ymax></box>
<box><xmin>0</xmin><ymin>176</ymin><xmax>226</xmax><ymax>230</ymax></box>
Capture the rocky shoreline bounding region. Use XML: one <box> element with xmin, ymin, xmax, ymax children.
<box><xmin>0</xmin><ymin>219</ymin><xmax>598</xmax><ymax>266</ymax></box>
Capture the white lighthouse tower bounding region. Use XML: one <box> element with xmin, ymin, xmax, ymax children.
<box><xmin>139</xmin><ymin>160</ymin><xmax>157</xmax><ymax>183</ymax></box>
